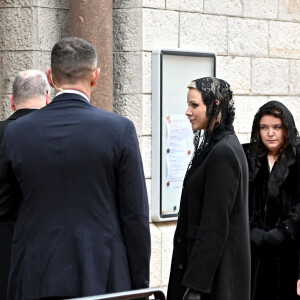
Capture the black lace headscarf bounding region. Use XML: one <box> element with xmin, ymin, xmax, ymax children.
<box><xmin>184</xmin><ymin>77</ymin><xmax>235</xmax><ymax>181</ymax></box>
<box><xmin>247</xmin><ymin>100</ymin><xmax>299</xmax><ymax>198</ymax></box>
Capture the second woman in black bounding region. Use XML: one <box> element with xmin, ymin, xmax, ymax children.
<box><xmin>244</xmin><ymin>101</ymin><xmax>300</xmax><ymax>300</ymax></box>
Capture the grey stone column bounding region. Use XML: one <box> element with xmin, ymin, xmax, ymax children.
<box><xmin>0</xmin><ymin>52</ymin><xmax>2</xmax><ymax>118</ymax></box>
<box><xmin>68</xmin><ymin>0</ymin><xmax>113</xmax><ymax>111</ymax></box>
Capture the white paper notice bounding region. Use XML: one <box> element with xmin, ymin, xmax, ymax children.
<box><xmin>166</xmin><ymin>114</ymin><xmax>193</xmax><ymax>188</ymax></box>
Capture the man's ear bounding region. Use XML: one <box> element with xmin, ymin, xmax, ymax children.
<box><xmin>46</xmin><ymin>69</ymin><xmax>55</xmax><ymax>88</ymax></box>
<box><xmin>9</xmin><ymin>94</ymin><xmax>16</xmax><ymax>111</ymax></box>
<box><xmin>91</xmin><ymin>67</ymin><xmax>100</xmax><ymax>87</ymax></box>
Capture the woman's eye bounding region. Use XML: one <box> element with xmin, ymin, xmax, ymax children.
<box><xmin>273</xmin><ymin>126</ymin><xmax>281</xmax><ymax>130</ymax></box>
<box><xmin>192</xmin><ymin>103</ymin><xmax>198</xmax><ymax>108</ymax></box>
<box><xmin>260</xmin><ymin>126</ymin><xmax>267</xmax><ymax>130</ymax></box>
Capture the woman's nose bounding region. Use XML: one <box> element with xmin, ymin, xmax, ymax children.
<box><xmin>268</xmin><ymin>128</ymin><xmax>274</xmax><ymax>136</ymax></box>
<box><xmin>186</xmin><ymin>107</ymin><xmax>191</xmax><ymax>116</ymax></box>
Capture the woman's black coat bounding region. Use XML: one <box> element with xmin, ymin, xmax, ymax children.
<box><xmin>246</xmin><ymin>145</ymin><xmax>300</xmax><ymax>300</ymax></box>
<box><xmin>167</xmin><ymin>129</ymin><xmax>250</xmax><ymax>300</ymax></box>
<box><xmin>244</xmin><ymin>100</ymin><xmax>300</xmax><ymax>300</ymax></box>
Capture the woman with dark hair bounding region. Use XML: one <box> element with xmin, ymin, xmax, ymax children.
<box><xmin>244</xmin><ymin>101</ymin><xmax>300</xmax><ymax>300</ymax></box>
<box><xmin>167</xmin><ymin>77</ymin><xmax>250</xmax><ymax>300</ymax></box>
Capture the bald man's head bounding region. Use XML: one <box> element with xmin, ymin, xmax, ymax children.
<box><xmin>11</xmin><ymin>70</ymin><xmax>50</xmax><ymax>110</ymax></box>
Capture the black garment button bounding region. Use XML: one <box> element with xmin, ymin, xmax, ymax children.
<box><xmin>144</xmin><ymin>280</ymin><xmax>149</xmax><ymax>288</ymax></box>
<box><xmin>177</xmin><ymin>237</ymin><xmax>182</xmax><ymax>243</ymax></box>
<box><xmin>178</xmin><ymin>264</ymin><xmax>183</xmax><ymax>269</ymax></box>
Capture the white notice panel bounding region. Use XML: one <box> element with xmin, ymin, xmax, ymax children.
<box><xmin>152</xmin><ymin>49</ymin><xmax>216</xmax><ymax>222</ymax></box>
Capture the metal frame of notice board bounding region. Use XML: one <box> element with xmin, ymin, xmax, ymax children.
<box><xmin>151</xmin><ymin>48</ymin><xmax>216</xmax><ymax>222</ymax></box>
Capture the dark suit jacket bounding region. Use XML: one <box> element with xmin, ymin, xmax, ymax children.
<box><xmin>0</xmin><ymin>94</ymin><xmax>150</xmax><ymax>300</ymax></box>
<box><xmin>167</xmin><ymin>129</ymin><xmax>250</xmax><ymax>300</ymax></box>
<box><xmin>0</xmin><ymin>109</ymin><xmax>36</xmax><ymax>300</ymax></box>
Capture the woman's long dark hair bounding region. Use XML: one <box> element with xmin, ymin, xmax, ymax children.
<box><xmin>250</xmin><ymin>101</ymin><xmax>298</xmax><ymax>158</ymax></box>
<box><xmin>247</xmin><ymin>101</ymin><xmax>299</xmax><ymax>198</ymax></box>
<box><xmin>252</xmin><ymin>106</ymin><xmax>289</xmax><ymax>158</ymax></box>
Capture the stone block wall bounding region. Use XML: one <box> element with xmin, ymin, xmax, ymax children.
<box><xmin>0</xmin><ymin>0</ymin><xmax>68</xmax><ymax>119</ymax></box>
<box><xmin>113</xmin><ymin>0</ymin><xmax>300</xmax><ymax>292</ymax></box>
<box><xmin>0</xmin><ymin>0</ymin><xmax>300</xmax><ymax>294</ymax></box>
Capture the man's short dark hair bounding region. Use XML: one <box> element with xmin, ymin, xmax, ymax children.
<box><xmin>51</xmin><ymin>37</ymin><xmax>98</xmax><ymax>84</ymax></box>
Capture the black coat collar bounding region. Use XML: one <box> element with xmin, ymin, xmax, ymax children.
<box><xmin>51</xmin><ymin>93</ymin><xmax>90</xmax><ymax>105</ymax></box>
<box><xmin>184</xmin><ymin>127</ymin><xmax>235</xmax><ymax>183</ymax></box>
<box><xmin>7</xmin><ymin>109</ymin><xmax>37</xmax><ymax>120</ymax></box>
<box><xmin>212</xmin><ymin>126</ymin><xmax>235</xmax><ymax>145</ymax></box>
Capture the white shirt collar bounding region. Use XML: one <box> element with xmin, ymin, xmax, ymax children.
<box><xmin>56</xmin><ymin>89</ymin><xmax>90</xmax><ymax>102</ymax></box>
<box><xmin>22</xmin><ymin>107</ymin><xmax>40</xmax><ymax>109</ymax></box>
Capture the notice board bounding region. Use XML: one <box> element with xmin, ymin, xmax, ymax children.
<box><xmin>151</xmin><ymin>49</ymin><xmax>216</xmax><ymax>222</ymax></box>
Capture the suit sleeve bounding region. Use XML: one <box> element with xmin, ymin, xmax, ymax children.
<box><xmin>0</xmin><ymin>129</ymin><xmax>20</xmax><ymax>222</ymax></box>
<box><xmin>117</xmin><ymin>121</ymin><xmax>151</xmax><ymax>289</ymax></box>
<box><xmin>182</xmin><ymin>144</ymin><xmax>241</xmax><ymax>293</ymax></box>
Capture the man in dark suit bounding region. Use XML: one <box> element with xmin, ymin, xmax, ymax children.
<box><xmin>0</xmin><ymin>69</ymin><xmax>49</xmax><ymax>300</ymax></box>
<box><xmin>0</xmin><ymin>37</ymin><xmax>151</xmax><ymax>300</ymax></box>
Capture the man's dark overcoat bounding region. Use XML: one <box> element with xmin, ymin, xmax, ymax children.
<box><xmin>0</xmin><ymin>108</ymin><xmax>36</xmax><ymax>300</ymax></box>
<box><xmin>167</xmin><ymin>129</ymin><xmax>250</xmax><ymax>300</ymax></box>
<box><xmin>0</xmin><ymin>94</ymin><xmax>150</xmax><ymax>300</ymax></box>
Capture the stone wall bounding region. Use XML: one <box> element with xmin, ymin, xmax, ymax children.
<box><xmin>113</xmin><ymin>0</ymin><xmax>300</xmax><ymax>292</ymax></box>
<box><xmin>0</xmin><ymin>0</ymin><xmax>68</xmax><ymax>119</ymax></box>
<box><xmin>0</xmin><ymin>0</ymin><xmax>300</xmax><ymax>294</ymax></box>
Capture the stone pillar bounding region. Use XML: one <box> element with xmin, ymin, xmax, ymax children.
<box><xmin>0</xmin><ymin>51</ymin><xmax>2</xmax><ymax>118</ymax></box>
<box><xmin>68</xmin><ymin>0</ymin><xmax>113</xmax><ymax>111</ymax></box>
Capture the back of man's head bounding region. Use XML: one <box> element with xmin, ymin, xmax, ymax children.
<box><xmin>51</xmin><ymin>37</ymin><xmax>98</xmax><ymax>85</ymax></box>
<box><xmin>11</xmin><ymin>70</ymin><xmax>50</xmax><ymax>110</ymax></box>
